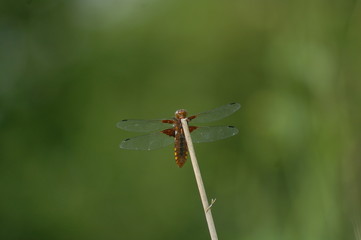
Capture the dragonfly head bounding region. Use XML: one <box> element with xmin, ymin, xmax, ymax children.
<box><xmin>175</xmin><ymin>109</ymin><xmax>188</xmax><ymax>119</ymax></box>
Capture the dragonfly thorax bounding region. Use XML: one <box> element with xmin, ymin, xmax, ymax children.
<box><xmin>175</xmin><ymin>109</ymin><xmax>188</xmax><ymax>119</ymax></box>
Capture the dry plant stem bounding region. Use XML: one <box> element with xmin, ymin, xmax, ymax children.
<box><xmin>181</xmin><ymin>119</ymin><xmax>218</xmax><ymax>240</ymax></box>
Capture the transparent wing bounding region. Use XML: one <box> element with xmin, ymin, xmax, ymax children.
<box><xmin>190</xmin><ymin>103</ymin><xmax>241</xmax><ymax>123</ymax></box>
<box><xmin>120</xmin><ymin>131</ymin><xmax>174</xmax><ymax>150</ymax></box>
<box><xmin>190</xmin><ymin>126</ymin><xmax>239</xmax><ymax>143</ymax></box>
<box><xmin>117</xmin><ymin>119</ymin><xmax>172</xmax><ymax>132</ymax></box>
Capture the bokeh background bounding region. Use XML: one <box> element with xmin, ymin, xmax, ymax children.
<box><xmin>1</xmin><ymin>0</ymin><xmax>361</xmax><ymax>239</ymax></box>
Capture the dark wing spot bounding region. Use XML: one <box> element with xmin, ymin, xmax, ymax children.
<box><xmin>228</xmin><ymin>126</ymin><xmax>235</xmax><ymax>128</ymax></box>
<box><xmin>189</xmin><ymin>126</ymin><xmax>198</xmax><ymax>133</ymax></box>
<box><xmin>162</xmin><ymin>119</ymin><xmax>175</xmax><ymax>124</ymax></box>
<box><xmin>124</xmin><ymin>138</ymin><xmax>131</xmax><ymax>141</ymax></box>
<box><xmin>162</xmin><ymin>128</ymin><xmax>176</xmax><ymax>137</ymax></box>
<box><xmin>230</xmin><ymin>102</ymin><xmax>237</xmax><ymax>105</ymax></box>
<box><xmin>121</xmin><ymin>119</ymin><xmax>128</xmax><ymax>122</ymax></box>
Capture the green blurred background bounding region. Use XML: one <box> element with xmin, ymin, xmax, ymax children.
<box><xmin>1</xmin><ymin>0</ymin><xmax>361</xmax><ymax>239</ymax></box>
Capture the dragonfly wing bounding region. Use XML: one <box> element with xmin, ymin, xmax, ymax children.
<box><xmin>190</xmin><ymin>103</ymin><xmax>241</xmax><ymax>123</ymax></box>
<box><xmin>190</xmin><ymin>126</ymin><xmax>239</xmax><ymax>143</ymax></box>
<box><xmin>117</xmin><ymin>119</ymin><xmax>172</xmax><ymax>132</ymax></box>
<box><xmin>120</xmin><ymin>131</ymin><xmax>174</xmax><ymax>150</ymax></box>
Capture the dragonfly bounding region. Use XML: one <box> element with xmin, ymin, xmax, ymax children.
<box><xmin>117</xmin><ymin>102</ymin><xmax>240</xmax><ymax>167</ymax></box>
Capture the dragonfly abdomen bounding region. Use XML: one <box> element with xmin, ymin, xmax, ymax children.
<box><xmin>174</xmin><ymin>129</ymin><xmax>188</xmax><ymax>168</ymax></box>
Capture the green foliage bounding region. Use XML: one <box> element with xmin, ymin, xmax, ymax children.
<box><xmin>1</xmin><ymin>0</ymin><xmax>360</xmax><ymax>239</ymax></box>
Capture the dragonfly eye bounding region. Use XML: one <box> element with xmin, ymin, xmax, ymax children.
<box><xmin>175</xmin><ymin>109</ymin><xmax>188</xmax><ymax>119</ymax></box>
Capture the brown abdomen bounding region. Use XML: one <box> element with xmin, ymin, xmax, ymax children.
<box><xmin>174</xmin><ymin>131</ymin><xmax>188</xmax><ymax>168</ymax></box>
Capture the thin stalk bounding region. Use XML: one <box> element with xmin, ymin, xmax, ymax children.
<box><xmin>181</xmin><ymin>119</ymin><xmax>218</xmax><ymax>240</ymax></box>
